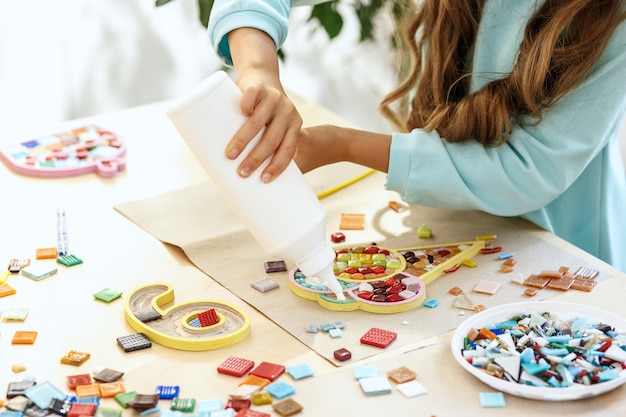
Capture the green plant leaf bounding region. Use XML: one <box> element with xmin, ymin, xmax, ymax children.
<box><xmin>198</xmin><ymin>0</ymin><xmax>213</xmax><ymax>28</ymax></box>
<box><xmin>308</xmin><ymin>1</ymin><xmax>343</xmax><ymax>39</ymax></box>
<box><xmin>156</xmin><ymin>0</ymin><xmax>395</xmax><ymax>48</ymax></box>
<box><xmin>355</xmin><ymin>0</ymin><xmax>386</xmax><ymax>42</ymax></box>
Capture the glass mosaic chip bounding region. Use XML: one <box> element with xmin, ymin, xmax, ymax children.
<box><xmin>330</xmin><ymin>232</ymin><xmax>346</xmax><ymax>242</ymax></box>
<box><xmin>272</xmin><ymin>398</ymin><xmax>303</xmax><ymax>416</ymax></box>
<box><xmin>8</xmin><ymin>258</ymin><xmax>30</xmax><ymax>273</ymax></box>
<box><xmin>197</xmin><ymin>398</ymin><xmax>223</xmax><ymax>414</ymax></box>
<box><xmin>93</xmin><ymin>288</ymin><xmax>123</xmax><ymax>303</ymax></box>
<box><xmin>461</xmin><ymin>259</ymin><xmax>477</xmax><ymax>268</ymax></box>
<box><xmin>133</xmin><ymin>309</ymin><xmax>161</xmax><ymax>323</ymax></box>
<box><xmin>524</xmin><ymin>287</ymin><xmax>538</xmax><ymax>297</ymax></box>
<box><xmin>48</xmin><ymin>398</ymin><xmax>72</xmax><ymax>416</ymax></box>
<box><xmin>320</xmin><ymin>323</ymin><xmax>335</xmax><ymax>332</ymax></box>
<box><xmin>155</xmin><ymin>386</ymin><xmax>180</xmax><ymax>400</ymax></box>
<box><xmin>333</xmin><ymin>348</ymin><xmax>352</xmax><ymax>362</ymax></box>
<box><xmin>396</xmin><ymin>380</ymin><xmax>428</xmax><ymax>398</ymax></box>
<box><xmin>360</xmin><ymin>327</ymin><xmax>397</xmax><ymax>348</ymax></box>
<box><xmin>5</xmin><ymin>395</ymin><xmax>31</xmax><ymax>412</ymax></box>
<box><xmin>217</xmin><ymin>356</ymin><xmax>255</xmax><ymax>377</ymax></box>
<box><xmin>68</xmin><ymin>402</ymin><xmax>97</xmax><ymax>417</ymax></box>
<box><xmin>263</xmin><ymin>260</ymin><xmax>287</xmax><ymax>273</ymax></box>
<box><xmin>2</xmin><ymin>308</ymin><xmax>29</xmax><ymax>321</ymax></box>
<box><xmin>546</xmin><ymin>277</ymin><xmax>575</xmax><ymax>291</ymax></box>
<box><xmin>35</xmin><ymin>247</ymin><xmax>57</xmax><ymax>260</ymax></box>
<box><xmin>251</xmin><ymin>278</ymin><xmax>279</xmax><ymax>293</ymax></box>
<box><xmin>358</xmin><ymin>376</ymin><xmax>392</xmax><ymax>396</ymax></box>
<box><xmin>573</xmin><ymin>266</ymin><xmax>599</xmax><ymax>280</ymax></box>
<box><xmin>328</xmin><ymin>328</ymin><xmax>342</xmax><ymax>338</ymax></box>
<box><xmin>225</xmin><ymin>398</ymin><xmax>250</xmax><ymax>411</ymax></box>
<box><xmin>197</xmin><ymin>309</ymin><xmax>219</xmax><ymax>327</ymax></box>
<box><xmin>473</xmin><ymin>280</ymin><xmax>501</xmax><ymax>295</ymax></box>
<box><xmin>249</xmin><ymin>362</ymin><xmax>285</xmax><ymax>381</ymax></box>
<box><xmin>93</xmin><ymin>368</ymin><xmax>125</xmax><ymax>383</ymax></box>
<box><xmin>265</xmin><ymin>381</ymin><xmax>295</xmax><ymax>399</ymax></box>
<box><xmin>98</xmin><ymin>382</ymin><xmax>126</xmax><ymax>398</ymax></box>
<box><xmin>74</xmin><ymin>396</ymin><xmax>100</xmax><ymax>405</ymax></box>
<box><xmin>11</xmin><ymin>364</ymin><xmax>27</xmax><ymax>373</ymax></box>
<box><xmin>170</xmin><ymin>398</ymin><xmax>196</xmax><ymax>413</ymax></box>
<box><xmin>251</xmin><ymin>391</ymin><xmax>272</xmax><ymax>406</ymax></box>
<box><xmin>386</xmin><ymin>366</ymin><xmax>417</xmax><ymax>384</ymax></box>
<box><xmin>20</xmin><ymin>264</ymin><xmax>57</xmax><ymax>281</ymax></box>
<box><xmin>139</xmin><ymin>404</ymin><xmax>161</xmax><ymax>416</ymax></box>
<box><xmin>285</xmin><ymin>364</ymin><xmax>314</xmax><ymax>380</ymax></box>
<box><xmin>0</xmin><ymin>283</ymin><xmax>17</xmax><ymax>297</ymax></box>
<box><xmin>353</xmin><ymin>365</ymin><xmax>379</xmax><ymax>380</ymax></box>
<box><xmin>24</xmin><ymin>404</ymin><xmax>52</xmax><ymax>417</ymax></box>
<box><xmin>75</xmin><ymin>385</ymin><xmax>100</xmax><ymax>398</ymax></box>
<box><xmin>114</xmin><ymin>391</ymin><xmax>137</xmax><ymax>408</ymax></box>
<box><xmin>454</xmin><ymin>293</ymin><xmax>476</xmax><ymax>310</ymax></box>
<box><xmin>305</xmin><ymin>324</ymin><xmax>318</xmax><ymax>333</ymax></box>
<box><xmin>479</xmin><ymin>392</ymin><xmax>506</xmax><ymax>408</ymax></box>
<box><xmin>571</xmin><ymin>278</ymin><xmax>597</xmax><ymax>292</ymax></box>
<box><xmin>339</xmin><ymin>213</ymin><xmax>366</xmax><ymax>230</ymax></box>
<box><xmin>6</xmin><ymin>380</ymin><xmax>36</xmax><ymax>399</ymax></box>
<box><xmin>60</xmin><ymin>350</ymin><xmax>91</xmax><ymax>366</ymax></box>
<box><xmin>605</xmin><ymin>345</ymin><xmax>626</xmax><ymax>363</ymax></box>
<box><xmin>524</xmin><ymin>274</ymin><xmax>551</xmax><ymax>288</ymax></box>
<box><xmin>127</xmin><ymin>394</ymin><xmax>159</xmax><ymax>410</ymax></box>
<box><xmin>511</xmin><ymin>273</ymin><xmax>525</xmax><ymax>285</ymax></box>
<box><xmin>94</xmin><ymin>407</ymin><xmax>122</xmax><ymax>417</ymax></box>
<box><xmin>12</xmin><ymin>330</ymin><xmax>38</xmax><ymax>344</ymax></box>
<box><xmin>117</xmin><ymin>333</ymin><xmax>152</xmax><ymax>352</ymax></box>
<box><xmin>229</xmin><ymin>384</ymin><xmax>260</xmax><ymax>400</ymax></box>
<box><xmin>332</xmin><ymin>320</ymin><xmax>346</xmax><ymax>329</ymax></box>
<box><xmin>423</xmin><ymin>299</ymin><xmax>440</xmax><ymax>308</ymax></box>
<box><xmin>417</xmin><ymin>225</ymin><xmax>431</xmax><ymax>238</ymax></box>
<box><xmin>56</xmin><ymin>254</ymin><xmax>83</xmax><ymax>267</ymax></box>
<box><xmin>239</xmin><ymin>375</ymin><xmax>271</xmax><ymax>388</ymax></box>
<box><xmin>24</xmin><ymin>381</ymin><xmax>66</xmax><ymax>410</ymax></box>
<box><xmin>67</xmin><ymin>373</ymin><xmax>92</xmax><ymax>389</ymax></box>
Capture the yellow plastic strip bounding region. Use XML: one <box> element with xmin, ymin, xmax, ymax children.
<box><xmin>396</xmin><ymin>240</ymin><xmax>485</xmax><ymax>285</ymax></box>
<box><xmin>316</xmin><ymin>169</ymin><xmax>376</xmax><ymax>200</ymax></box>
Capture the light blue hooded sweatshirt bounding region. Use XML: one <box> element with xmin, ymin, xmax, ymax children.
<box><xmin>209</xmin><ymin>0</ymin><xmax>626</xmax><ymax>272</ymax></box>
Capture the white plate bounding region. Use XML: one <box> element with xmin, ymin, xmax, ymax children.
<box><xmin>450</xmin><ymin>301</ymin><xmax>626</xmax><ymax>401</ymax></box>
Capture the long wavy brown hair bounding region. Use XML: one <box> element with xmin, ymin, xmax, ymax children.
<box><xmin>380</xmin><ymin>0</ymin><xmax>626</xmax><ymax>145</ymax></box>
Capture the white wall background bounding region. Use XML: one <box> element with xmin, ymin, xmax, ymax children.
<box><xmin>280</xmin><ymin>5</ymin><xmax>395</xmax><ymax>134</ymax></box>
<box><xmin>1</xmin><ymin>1</ymin><xmax>624</xmax><ymax>165</ymax></box>
<box><xmin>0</xmin><ymin>0</ymin><xmax>219</xmax><ymax>139</ymax></box>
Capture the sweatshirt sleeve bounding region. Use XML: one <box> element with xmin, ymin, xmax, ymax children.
<box><xmin>386</xmin><ymin>23</ymin><xmax>626</xmax><ymax>217</ymax></box>
<box><xmin>208</xmin><ymin>0</ymin><xmax>326</xmax><ymax>66</ymax></box>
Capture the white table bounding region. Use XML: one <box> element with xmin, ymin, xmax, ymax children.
<box><xmin>1</xmin><ymin>96</ymin><xmax>625</xmax><ymax>416</ymax></box>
